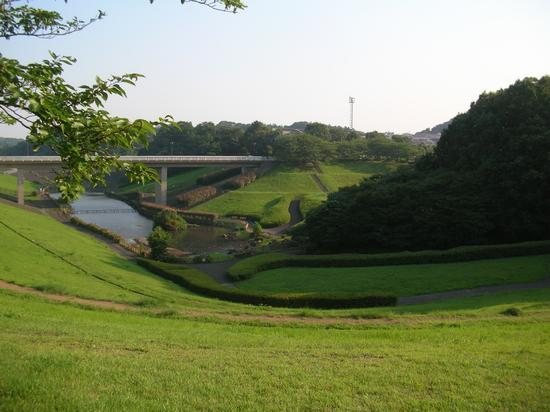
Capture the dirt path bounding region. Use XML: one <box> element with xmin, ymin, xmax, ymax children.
<box><xmin>311</xmin><ymin>174</ymin><xmax>329</xmax><ymax>193</ymax></box>
<box><xmin>263</xmin><ymin>199</ymin><xmax>303</xmax><ymax>235</ymax></box>
<box><xmin>1</xmin><ymin>277</ymin><xmax>549</xmax><ymax>327</ymax></box>
<box><xmin>0</xmin><ymin>280</ymin><xmax>136</xmax><ymax>311</ymax></box>
<box><xmin>187</xmin><ymin>260</ymin><xmax>238</xmax><ymax>287</ymax></box>
<box><xmin>398</xmin><ymin>277</ymin><xmax>550</xmax><ymax>305</ymax></box>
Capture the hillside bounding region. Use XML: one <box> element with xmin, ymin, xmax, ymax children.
<box><xmin>0</xmin><ymin>174</ymin><xmax>40</xmax><ymax>201</ymax></box>
<box><xmin>0</xmin><ymin>200</ymin><xmax>549</xmax><ymax>409</ymax></box>
<box><xmin>306</xmin><ymin>77</ymin><xmax>550</xmax><ymax>252</ymax></box>
<box><xmin>192</xmin><ymin>161</ymin><xmax>401</xmax><ymax>227</ymax></box>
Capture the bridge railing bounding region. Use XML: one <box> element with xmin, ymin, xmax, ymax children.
<box><xmin>0</xmin><ymin>155</ymin><xmax>274</xmax><ymax>164</ymax></box>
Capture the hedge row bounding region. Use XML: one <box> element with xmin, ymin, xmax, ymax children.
<box><xmin>197</xmin><ymin>167</ymin><xmax>241</xmax><ymax>186</ymax></box>
<box><xmin>70</xmin><ymin>217</ymin><xmax>149</xmax><ymax>256</ymax></box>
<box><xmin>222</xmin><ymin>172</ymin><xmax>257</xmax><ymax>190</ymax></box>
<box><xmin>139</xmin><ymin>201</ymin><xmax>218</xmax><ymax>225</ymax></box>
<box><xmin>176</xmin><ymin>186</ymin><xmax>217</xmax><ymax>208</ymax></box>
<box><xmin>228</xmin><ymin>240</ymin><xmax>550</xmax><ymax>280</ymax></box>
<box><xmin>137</xmin><ymin>259</ymin><xmax>396</xmax><ymax>309</ymax></box>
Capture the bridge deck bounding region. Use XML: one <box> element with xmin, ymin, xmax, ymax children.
<box><xmin>0</xmin><ymin>155</ymin><xmax>274</xmax><ymax>167</ymax></box>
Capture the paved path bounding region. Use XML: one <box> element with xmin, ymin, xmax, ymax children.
<box><xmin>263</xmin><ymin>199</ymin><xmax>304</xmax><ymax>235</ymax></box>
<box><xmin>398</xmin><ymin>277</ymin><xmax>550</xmax><ymax>305</ymax></box>
<box><xmin>188</xmin><ymin>260</ymin><xmax>238</xmax><ymax>287</ymax></box>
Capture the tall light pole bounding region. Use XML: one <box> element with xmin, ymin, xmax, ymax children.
<box><xmin>349</xmin><ymin>96</ymin><xmax>355</xmax><ymax>130</ymax></box>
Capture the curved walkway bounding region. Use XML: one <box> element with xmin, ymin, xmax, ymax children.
<box><xmin>398</xmin><ymin>277</ymin><xmax>550</xmax><ymax>305</ymax></box>
<box><xmin>187</xmin><ymin>260</ymin><xmax>237</xmax><ymax>287</ymax></box>
<box><xmin>263</xmin><ymin>199</ymin><xmax>304</xmax><ymax>235</ymax></box>
<box><xmin>0</xmin><ymin>280</ymin><xmax>135</xmax><ymax>311</ymax></box>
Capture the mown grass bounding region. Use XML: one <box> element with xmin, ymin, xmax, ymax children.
<box><xmin>193</xmin><ymin>191</ymin><xmax>295</xmax><ymax>227</ymax></box>
<box><xmin>1</xmin><ymin>201</ymin><xmax>550</xmax><ymax>409</ymax></box>
<box><xmin>0</xmin><ymin>174</ymin><xmax>40</xmax><ymax>199</ymax></box>
<box><xmin>318</xmin><ymin>161</ymin><xmax>401</xmax><ymax>191</ymax></box>
<box><xmin>194</xmin><ymin>162</ymin><xmax>399</xmax><ymax>226</ymax></box>
<box><xmin>117</xmin><ymin>166</ymin><xmax>220</xmax><ymax>194</ymax></box>
<box><xmin>0</xmin><ymin>289</ymin><xmax>549</xmax><ymax>410</ymax></box>
<box><xmin>0</xmin><ymin>201</ymin><xmax>243</xmax><ymax>310</ymax></box>
<box><xmin>236</xmin><ymin>254</ymin><xmax>550</xmax><ymax>296</ymax></box>
<box><xmin>194</xmin><ymin>165</ymin><xmax>322</xmax><ymax>227</ymax></box>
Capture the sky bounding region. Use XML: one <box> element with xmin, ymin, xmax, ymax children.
<box><xmin>1</xmin><ymin>0</ymin><xmax>549</xmax><ymax>138</ymax></box>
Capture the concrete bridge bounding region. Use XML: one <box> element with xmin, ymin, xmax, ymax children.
<box><xmin>0</xmin><ymin>155</ymin><xmax>275</xmax><ymax>205</ymax></box>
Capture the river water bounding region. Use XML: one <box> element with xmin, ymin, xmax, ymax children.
<box><xmin>68</xmin><ymin>193</ymin><xmax>153</xmax><ymax>240</ymax></box>
<box><xmin>59</xmin><ymin>193</ymin><xmax>247</xmax><ymax>253</ymax></box>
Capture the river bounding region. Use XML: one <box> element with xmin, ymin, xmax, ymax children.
<box><xmin>58</xmin><ymin>193</ymin><xmax>248</xmax><ymax>253</ymax></box>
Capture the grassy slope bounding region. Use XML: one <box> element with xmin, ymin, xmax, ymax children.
<box><xmin>0</xmin><ymin>174</ymin><xmax>40</xmax><ymax>199</ymax></box>
<box><xmin>0</xmin><ymin>289</ymin><xmax>549</xmax><ymax>410</ymax></box>
<box><xmin>193</xmin><ymin>161</ymin><xmax>402</xmax><ymax>226</ymax></box>
<box><xmin>0</xmin><ymin>202</ymin><xmax>549</xmax><ymax>408</ymax></box>
<box><xmin>117</xmin><ymin>166</ymin><xmax>220</xmax><ymax>194</ymax></box>
<box><xmin>318</xmin><ymin>161</ymin><xmax>401</xmax><ymax>192</ymax></box>
<box><xmin>193</xmin><ymin>165</ymin><xmax>323</xmax><ymax>227</ymax></box>
<box><xmin>0</xmin><ymin>201</ymin><xmax>246</xmax><ymax>310</ymax></box>
<box><xmin>237</xmin><ymin>255</ymin><xmax>550</xmax><ymax>295</ymax></box>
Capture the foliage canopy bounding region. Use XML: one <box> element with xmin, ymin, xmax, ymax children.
<box><xmin>304</xmin><ymin>77</ymin><xmax>550</xmax><ymax>252</ymax></box>
<box><xmin>0</xmin><ymin>0</ymin><xmax>245</xmax><ymax>200</ymax></box>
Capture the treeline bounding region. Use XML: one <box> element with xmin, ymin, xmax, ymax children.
<box><xmin>1</xmin><ymin>119</ymin><xmax>425</xmax><ymax>164</ymax></box>
<box><xmin>139</xmin><ymin>121</ymin><xmax>425</xmax><ymax>164</ymax></box>
<box><xmin>304</xmin><ymin>77</ymin><xmax>550</xmax><ymax>252</ymax></box>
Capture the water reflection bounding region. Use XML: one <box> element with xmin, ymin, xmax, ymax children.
<box><xmin>55</xmin><ymin>193</ymin><xmax>248</xmax><ymax>252</ymax></box>
<box><xmin>57</xmin><ymin>193</ymin><xmax>154</xmax><ymax>240</ymax></box>
<box><xmin>171</xmin><ymin>225</ymin><xmax>247</xmax><ymax>254</ymax></box>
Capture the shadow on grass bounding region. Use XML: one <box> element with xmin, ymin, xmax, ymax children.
<box><xmin>391</xmin><ymin>288</ymin><xmax>550</xmax><ymax>314</ymax></box>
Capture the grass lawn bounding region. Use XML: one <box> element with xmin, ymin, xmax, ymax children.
<box><xmin>236</xmin><ymin>254</ymin><xmax>550</xmax><ymax>296</ymax></box>
<box><xmin>117</xmin><ymin>166</ymin><xmax>220</xmax><ymax>194</ymax></box>
<box><xmin>193</xmin><ymin>165</ymin><xmax>323</xmax><ymax>227</ymax></box>
<box><xmin>0</xmin><ymin>202</ymin><xmax>550</xmax><ymax>409</ymax></box>
<box><xmin>0</xmin><ymin>201</ymin><xmax>248</xmax><ymax>310</ymax></box>
<box><xmin>0</xmin><ymin>174</ymin><xmax>40</xmax><ymax>200</ymax></box>
<box><xmin>318</xmin><ymin>161</ymin><xmax>402</xmax><ymax>191</ymax></box>
<box><xmin>193</xmin><ymin>161</ymin><xmax>400</xmax><ymax>226</ymax></box>
<box><xmin>0</xmin><ymin>289</ymin><xmax>549</xmax><ymax>410</ymax></box>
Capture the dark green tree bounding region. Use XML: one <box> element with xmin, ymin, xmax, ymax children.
<box><xmin>304</xmin><ymin>77</ymin><xmax>550</xmax><ymax>252</ymax></box>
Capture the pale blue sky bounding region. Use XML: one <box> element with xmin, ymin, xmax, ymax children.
<box><xmin>2</xmin><ymin>0</ymin><xmax>549</xmax><ymax>138</ymax></box>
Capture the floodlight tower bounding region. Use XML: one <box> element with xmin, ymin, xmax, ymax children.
<box><xmin>349</xmin><ymin>96</ymin><xmax>355</xmax><ymax>130</ymax></box>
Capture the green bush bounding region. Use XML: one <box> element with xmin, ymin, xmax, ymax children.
<box><xmin>196</xmin><ymin>168</ymin><xmax>241</xmax><ymax>185</ymax></box>
<box><xmin>70</xmin><ymin>217</ymin><xmax>124</xmax><ymax>243</ymax></box>
<box><xmin>137</xmin><ymin>259</ymin><xmax>396</xmax><ymax>309</ymax></box>
<box><xmin>501</xmin><ymin>307</ymin><xmax>522</xmax><ymax>317</ymax></box>
<box><xmin>228</xmin><ymin>240</ymin><xmax>550</xmax><ymax>280</ymax></box>
<box><xmin>176</xmin><ymin>186</ymin><xmax>217</xmax><ymax>208</ymax></box>
<box><xmin>153</xmin><ymin>209</ymin><xmax>187</xmax><ymax>232</ymax></box>
<box><xmin>252</xmin><ymin>221</ymin><xmax>263</xmax><ymax>236</ymax></box>
<box><xmin>147</xmin><ymin>227</ymin><xmax>170</xmax><ymax>260</ymax></box>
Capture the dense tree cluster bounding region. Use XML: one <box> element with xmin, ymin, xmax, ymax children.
<box><xmin>132</xmin><ymin>120</ymin><xmax>425</xmax><ymax>164</ymax></box>
<box><xmin>304</xmin><ymin>77</ymin><xmax>550</xmax><ymax>252</ymax></box>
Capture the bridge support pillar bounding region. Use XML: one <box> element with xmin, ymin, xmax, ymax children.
<box><xmin>17</xmin><ymin>169</ymin><xmax>25</xmax><ymax>205</ymax></box>
<box><xmin>155</xmin><ymin>166</ymin><xmax>168</xmax><ymax>205</ymax></box>
<box><xmin>241</xmin><ymin>166</ymin><xmax>246</xmax><ymax>175</ymax></box>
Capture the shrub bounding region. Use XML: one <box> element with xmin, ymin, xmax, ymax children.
<box><xmin>153</xmin><ymin>209</ymin><xmax>187</xmax><ymax>232</ymax></box>
<box><xmin>137</xmin><ymin>259</ymin><xmax>396</xmax><ymax>309</ymax></box>
<box><xmin>252</xmin><ymin>221</ymin><xmax>263</xmax><ymax>236</ymax></box>
<box><xmin>222</xmin><ymin>172</ymin><xmax>257</xmax><ymax>190</ymax></box>
<box><xmin>176</xmin><ymin>186</ymin><xmax>217</xmax><ymax>208</ymax></box>
<box><xmin>197</xmin><ymin>168</ymin><xmax>241</xmax><ymax>185</ymax></box>
<box><xmin>501</xmin><ymin>307</ymin><xmax>522</xmax><ymax>317</ymax></box>
<box><xmin>228</xmin><ymin>240</ymin><xmax>550</xmax><ymax>280</ymax></box>
<box><xmin>148</xmin><ymin>227</ymin><xmax>170</xmax><ymax>260</ymax></box>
